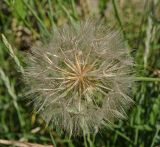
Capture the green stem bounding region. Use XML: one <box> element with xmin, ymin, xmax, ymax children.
<box><xmin>135</xmin><ymin>77</ymin><xmax>160</xmax><ymax>82</ymax></box>
<box><xmin>104</xmin><ymin>122</ymin><xmax>133</xmax><ymax>144</ymax></box>
<box><xmin>23</xmin><ymin>0</ymin><xmax>50</xmax><ymax>37</ymax></box>
<box><xmin>112</xmin><ymin>0</ymin><xmax>126</xmax><ymax>38</ymax></box>
<box><xmin>49</xmin><ymin>131</ymin><xmax>57</xmax><ymax>147</ymax></box>
<box><xmin>48</xmin><ymin>0</ymin><xmax>57</xmax><ymax>32</ymax></box>
<box><xmin>151</xmin><ymin>127</ymin><xmax>160</xmax><ymax>147</ymax></box>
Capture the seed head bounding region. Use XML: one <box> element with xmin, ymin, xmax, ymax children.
<box><xmin>24</xmin><ymin>20</ymin><xmax>134</xmax><ymax>136</ymax></box>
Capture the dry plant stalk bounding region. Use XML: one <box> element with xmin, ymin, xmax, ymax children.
<box><xmin>24</xmin><ymin>19</ymin><xmax>134</xmax><ymax>136</ymax></box>
<box><xmin>0</xmin><ymin>139</ymin><xmax>52</xmax><ymax>147</ymax></box>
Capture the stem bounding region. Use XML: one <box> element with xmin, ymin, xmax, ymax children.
<box><xmin>49</xmin><ymin>131</ymin><xmax>57</xmax><ymax>147</ymax></box>
<box><xmin>135</xmin><ymin>77</ymin><xmax>160</xmax><ymax>82</ymax></box>
<box><xmin>112</xmin><ymin>0</ymin><xmax>126</xmax><ymax>39</ymax></box>
<box><xmin>151</xmin><ymin>127</ymin><xmax>160</xmax><ymax>147</ymax></box>
<box><xmin>48</xmin><ymin>0</ymin><xmax>57</xmax><ymax>32</ymax></box>
<box><xmin>0</xmin><ymin>139</ymin><xmax>52</xmax><ymax>147</ymax></box>
<box><xmin>23</xmin><ymin>0</ymin><xmax>50</xmax><ymax>37</ymax></box>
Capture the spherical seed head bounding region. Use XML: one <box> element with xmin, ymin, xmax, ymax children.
<box><xmin>24</xmin><ymin>19</ymin><xmax>134</xmax><ymax>136</ymax></box>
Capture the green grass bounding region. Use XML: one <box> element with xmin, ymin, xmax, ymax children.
<box><xmin>0</xmin><ymin>0</ymin><xmax>160</xmax><ymax>146</ymax></box>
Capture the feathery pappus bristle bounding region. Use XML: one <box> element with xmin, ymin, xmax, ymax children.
<box><xmin>24</xmin><ymin>19</ymin><xmax>134</xmax><ymax>136</ymax></box>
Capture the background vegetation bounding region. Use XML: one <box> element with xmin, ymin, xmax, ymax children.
<box><xmin>0</xmin><ymin>0</ymin><xmax>160</xmax><ymax>146</ymax></box>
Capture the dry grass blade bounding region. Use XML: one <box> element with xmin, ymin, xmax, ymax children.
<box><xmin>0</xmin><ymin>139</ymin><xmax>53</xmax><ymax>147</ymax></box>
